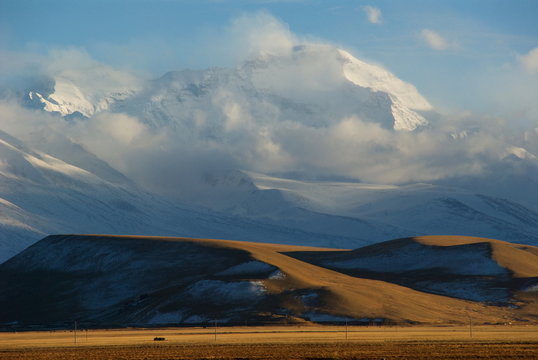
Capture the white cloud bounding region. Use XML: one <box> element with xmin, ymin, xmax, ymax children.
<box><xmin>0</xmin><ymin>97</ymin><xmax>503</xmax><ymax>187</ymax></box>
<box><xmin>45</xmin><ymin>48</ymin><xmax>143</xmax><ymax>94</ymax></box>
<box><xmin>0</xmin><ymin>12</ymin><xmax>535</xmax><ymax>194</ymax></box>
<box><xmin>519</xmin><ymin>47</ymin><xmax>538</xmax><ymax>74</ymax></box>
<box><xmin>420</xmin><ymin>29</ymin><xmax>449</xmax><ymax>50</ymax></box>
<box><xmin>363</xmin><ymin>6</ymin><xmax>382</xmax><ymax>24</ymax></box>
<box><xmin>89</xmin><ymin>11</ymin><xmax>300</xmax><ymax>73</ymax></box>
<box><xmin>227</xmin><ymin>11</ymin><xmax>297</xmax><ymax>58</ymax></box>
<box><xmin>271</xmin><ymin>115</ymin><xmax>508</xmax><ymax>184</ymax></box>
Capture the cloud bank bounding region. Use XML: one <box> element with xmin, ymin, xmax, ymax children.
<box><xmin>0</xmin><ymin>12</ymin><xmax>536</xmax><ymax>199</ymax></box>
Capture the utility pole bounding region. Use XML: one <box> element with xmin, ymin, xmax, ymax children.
<box><xmin>468</xmin><ymin>315</ymin><xmax>473</xmax><ymax>338</ymax></box>
<box><xmin>74</xmin><ymin>321</ymin><xmax>77</xmax><ymax>344</ymax></box>
<box><xmin>214</xmin><ymin>320</ymin><xmax>217</xmax><ymax>342</ymax></box>
<box><xmin>345</xmin><ymin>320</ymin><xmax>348</xmax><ymax>340</ymax></box>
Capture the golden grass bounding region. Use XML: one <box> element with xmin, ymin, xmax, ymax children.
<box><xmin>67</xmin><ymin>234</ymin><xmax>537</xmax><ymax>324</ymax></box>
<box><xmin>186</xmin><ymin>237</ymin><xmax>512</xmax><ymax>323</ymax></box>
<box><xmin>415</xmin><ymin>235</ymin><xmax>538</xmax><ymax>277</ymax></box>
<box><xmin>1</xmin><ymin>326</ymin><xmax>537</xmax><ymax>360</ymax></box>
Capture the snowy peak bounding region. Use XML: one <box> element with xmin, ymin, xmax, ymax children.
<box><xmin>337</xmin><ymin>49</ymin><xmax>432</xmax><ymax>111</ymax></box>
<box><xmin>27</xmin><ymin>63</ymin><xmax>141</xmax><ymax>117</ymax></box>
<box><xmin>242</xmin><ymin>44</ymin><xmax>432</xmax><ymax>130</ymax></box>
<box><xmin>28</xmin><ymin>78</ymin><xmax>137</xmax><ymax>117</ymax></box>
<box><xmin>337</xmin><ymin>47</ymin><xmax>432</xmax><ymax>131</ymax></box>
<box><xmin>26</xmin><ymin>44</ymin><xmax>431</xmax><ymax>131</ymax></box>
<box><xmin>28</xmin><ymin>79</ymin><xmax>94</xmax><ymax>117</ymax></box>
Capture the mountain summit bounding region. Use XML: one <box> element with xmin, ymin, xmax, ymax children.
<box><xmin>27</xmin><ymin>45</ymin><xmax>432</xmax><ymax>131</ymax></box>
<box><xmin>238</xmin><ymin>45</ymin><xmax>431</xmax><ymax>130</ymax></box>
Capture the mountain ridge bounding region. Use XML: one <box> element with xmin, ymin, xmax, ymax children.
<box><xmin>28</xmin><ymin>45</ymin><xmax>431</xmax><ymax>131</ymax></box>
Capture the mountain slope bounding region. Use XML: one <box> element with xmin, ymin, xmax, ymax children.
<box><xmin>287</xmin><ymin>236</ymin><xmax>538</xmax><ymax>304</ymax></box>
<box><xmin>3</xmin><ymin>234</ymin><xmax>536</xmax><ymax>329</ymax></box>
<box><xmin>0</xmin><ymin>132</ymin><xmax>377</xmax><ymax>263</ymax></box>
<box><xmin>2</xmin><ymin>130</ymin><xmax>538</xmax><ymax>262</ymax></box>
<box><xmin>244</xmin><ymin>172</ymin><xmax>538</xmax><ymax>246</ymax></box>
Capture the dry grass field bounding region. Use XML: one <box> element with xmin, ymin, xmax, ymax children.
<box><xmin>3</xmin><ymin>235</ymin><xmax>538</xmax><ymax>359</ymax></box>
<box><xmin>1</xmin><ymin>325</ymin><xmax>537</xmax><ymax>359</ymax></box>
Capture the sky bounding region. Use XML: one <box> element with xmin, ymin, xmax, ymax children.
<box><xmin>1</xmin><ymin>0</ymin><xmax>537</xmax><ymax>119</ymax></box>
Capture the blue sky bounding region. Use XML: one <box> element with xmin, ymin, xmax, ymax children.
<box><xmin>1</xmin><ymin>0</ymin><xmax>537</xmax><ymax>119</ymax></box>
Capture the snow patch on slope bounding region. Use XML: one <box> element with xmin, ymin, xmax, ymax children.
<box><xmin>327</xmin><ymin>242</ymin><xmax>507</xmax><ymax>276</ymax></box>
<box><xmin>505</xmin><ymin>146</ymin><xmax>537</xmax><ymax>160</ymax></box>
<box><xmin>338</xmin><ymin>49</ymin><xmax>431</xmax><ymax>130</ymax></box>
<box><xmin>186</xmin><ymin>280</ymin><xmax>266</xmax><ymax>305</ymax></box>
<box><xmin>338</xmin><ymin>49</ymin><xmax>432</xmax><ymax>111</ymax></box>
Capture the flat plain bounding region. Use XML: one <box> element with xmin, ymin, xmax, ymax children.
<box><xmin>1</xmin><ymin>325</ymin><xmax>537</xmax><ymax>359</ymax></box>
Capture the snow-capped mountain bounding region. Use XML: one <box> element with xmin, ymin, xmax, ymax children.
<box><xmin>201</xmin><ymin>171</ymin><xmax>538</xmax><ymax>246</ymax></box>
<box><xmin>29</xmin><ymin>44</ymin><xmax>431</xmax><ymax>131</ymax></box>
<box><xmin>26</xmin><ymin>63</ymin><xmax>141</xmax><ymax>118</ymax></box>
<box><xmin>132</xmin><ymin>45</ymin><xmax>428</xmax><ymax>132</ymax></box>
<box><xmin>1</xmin><ymin>43</ymin><xmax>537</xmax><ymax>264</ymax></box>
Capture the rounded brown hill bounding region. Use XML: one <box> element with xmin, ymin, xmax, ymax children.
<box><xmin>414</xmin><ymin>235</ymin><xmax>538</xmax><ymax>278</ymax></box>
<box><xmin>287</xmin><ymin>235</ymin><xmax>538</xmax><ymax>321</ymax></box>
<box><xmin>1</xmin><ymin>234</ymin><xmax>536</xmax><ymax>329</ymax></box>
